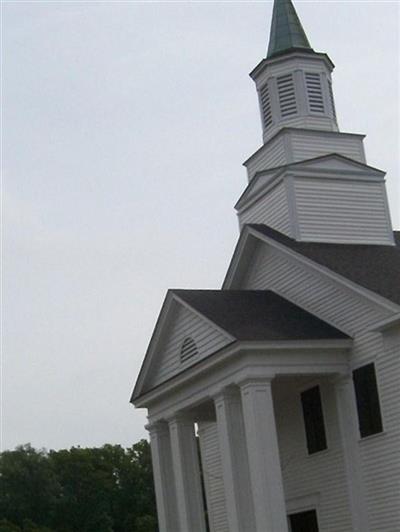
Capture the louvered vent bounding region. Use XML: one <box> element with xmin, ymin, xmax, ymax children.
<box><xmin>260</xmin><ymin>83</ymin><xmax>273</xmax><ymax>130</ymax></box>
<box><xmin>180</xmin><ymin>337</ymin><xmax>198</xmax><ymax>363</ymax></box>
<box><xmin>305</xmin><ymin>72</ymin><xmax>325</xmax><ymax>114</ymax></box>
<box><xmin>277</xmin><ymin>74</ymin><xmax>297</xmax><ymax>118</ymax></box>
<box><xmin>328</xmin><ymin>80</ymin><xmax>337</xmax><ymax>121</ymax></box>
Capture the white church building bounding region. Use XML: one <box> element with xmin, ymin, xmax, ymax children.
<box><xmin>132</xmin><ymin>1</ymin><xmax>400</xmax><ymax>531</ymax></box>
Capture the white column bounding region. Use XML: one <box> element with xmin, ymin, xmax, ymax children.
<box><xmin>240</xmin><ymin>377</ymin><xmax>288</xmax><ymax>532</ymax></box>
<box><xmin>214</xmin><ymin>387</ymin><xmax>256</xmax><ymax>532</ymax></box>
<box><xmin>146</xmin><ymin>421</ymin><xmax>179</xmax><ymax>532</ymax></box>
<box><xmin>334</xmin><ymin>375</ymin><xmax>370</xmax><ymax>532</ymax></box>
<box><xmin>169</xmin><ymin>414</ymin><xmax>207</xmax><ymax>532</ymax></box>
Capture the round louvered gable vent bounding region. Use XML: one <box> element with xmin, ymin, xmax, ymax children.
<box><xmin>180</xmin><ymin>337</ymin><xmax>198</xmax><ymax>363</ymax></box>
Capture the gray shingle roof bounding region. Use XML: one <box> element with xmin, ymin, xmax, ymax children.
<box><xmin>249</xmin><ymin>225</ymin><xmax>400</xmax><ymax>306</ymax></box>
<box><xmin>174</xmin><ymin>289</ymin><xmax>349</xmax><ymax>341</ymax></box>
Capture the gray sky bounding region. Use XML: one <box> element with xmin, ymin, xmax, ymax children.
<box><xmin>3</xmin><ymin>0</ymin><xmax>399</xmax><ymax>451</ymax></box>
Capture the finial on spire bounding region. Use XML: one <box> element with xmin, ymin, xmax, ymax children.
<box><xmin>267</xmin><ymin>0</ymin><xmax>312</xmax><ymax>59</ymax></box>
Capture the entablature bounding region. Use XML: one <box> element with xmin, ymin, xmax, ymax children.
<box><xmin>136</xmin><ymin>339</ymin><xmax>352</xmax><ymax>419</ymax></box>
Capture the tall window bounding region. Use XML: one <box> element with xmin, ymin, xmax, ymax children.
<box><xmin>301</xmin><ymin>386</ymin><xmax>327</xmax><ymax>454</ymax></box>
<box><xmin>353</xmin><ymin>363</ymin><xmax>383</xmax><ymax>438</ymax></box>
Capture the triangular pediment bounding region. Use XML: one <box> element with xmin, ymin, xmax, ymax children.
<box><xmin>292</xmin><ymin>154</ymin><xmax>385</xmax><ymax>175</ymax></box>
<box><xmin>223</xmin><ymin>225</ymin><xmax>399</xmax><ymax>310</ymax></box>
<box><xmin>132</xmin><ymin>292</ymin><xmax>234</xmax><ymax>400</ymax></box>
<box><xmin>236</xmin><ymin>154</ymin><xmax>385</xmax><ymax>210</ymax></box>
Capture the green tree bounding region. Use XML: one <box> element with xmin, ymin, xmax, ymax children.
<box><xmin>0</xmin><ymin>519</ymin><xmax>21</xmax><ymax>532</ymax></box>
<box><xmin>0</xmin><ymin>442</ymin><xmax>157</xmax><ymax>532</ymax></box>
<box><xmin>0</xmin><ymin>445</ymin><xmax>59</xmax><ymax>528</ymax></box>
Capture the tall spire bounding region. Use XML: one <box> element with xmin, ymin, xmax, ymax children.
<box><xmin>267</xmin><ymin>0</ymin><xmax>312</xmax><ymax>59</ymax></box>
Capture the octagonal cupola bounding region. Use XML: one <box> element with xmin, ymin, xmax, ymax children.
<box><xmin>252</xmin><ymin>0</ymin><xmax>339</xmax><ymax>143</ymax></box>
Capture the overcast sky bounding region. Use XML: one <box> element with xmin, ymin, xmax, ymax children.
<box><xmin>3</xmin><ymin>0</ymin><xmax>399</xmax><ymax>451</ymax></box>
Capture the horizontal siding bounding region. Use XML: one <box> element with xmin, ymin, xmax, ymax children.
<box><xmin>295</xmin><ymin>179</ymin><xmax>393</xmax><ymax>244</ymax></box>
<box><xmin>359</xmin><ymin>334</ymin><xmax>400</xmax><ymax>531</ymax></box>
<box><xmin>198</xmin><ymin>422</ymin><xmax>229</xmax><ymax>532</ymax></box>
<box><xmin>265</xmin><ymin>115</ymin><xmax>336</xmax><ymax>143</ymax></box>
<box><xmin>148</xmin><ymin>303</ymin><xmax>232</xmax><ymax>389</ymax></box>
<box><xmin>245</xmin><ymin>130</ymin><xmax>365</xmax><ymax>182</ymax></box>
<box><xmin>290</xmin><ymin>130</ymin><xmax>365</xmax><ymax>164</ymax></box>
<box><xmin>241</xmin><ymin>242</ymin><xmax>398</xmax><ymax>529</ymax></box>
<box><xmin>242</xmin><ymin>245</ymin><xmax>389</xmax><ymax>336</ymax></box>
<box><xmin>239</xmin><ymin>182</ymin><xmax>292</xmax><ymax>236</ymax></box>
<box><xmin>245</xmin><ymin>136</ymin><xmax>286</xmax><ymax>181</ymax></box>
<box><xmin>274</xmin><ymin>378</ymin><xmax>353</xmax><ymax>532</ymax></box>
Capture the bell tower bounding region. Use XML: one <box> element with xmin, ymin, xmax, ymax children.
<box><xmin>252</xmin><ymin>0</ymin><xmax>338</xmax><ymax>143</ymax></box>
<box><xmin>235</xmin><ymin>0</ymin><xmax>394</xmax><ymax>246</ymax></box>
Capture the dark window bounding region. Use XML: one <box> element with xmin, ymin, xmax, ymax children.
<box><xmin>301</xmin><ymin>386</ymin><xmax>327</xmax><ymax>454</ymax></box>
<box><xmin>353</xmin><ymin>363</ymin><xmax>383</xmax><ymax>438</ymax></box>
<box><xmin>289</xmin><ymin>509</ymin><xmax>319</xmax><ymax>532</ymax></box>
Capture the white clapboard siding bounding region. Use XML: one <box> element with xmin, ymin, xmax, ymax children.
<box><xmin>274</xmin><ymin>379</ymin><xmax>353</xmax><ymax>532</ymax></box>
<box><xmin>294</xmin><ymin>179</ymin><xmax>393</xmax><ymax>244</ymax></box>
<box><xmin>290</xmin><ymin>130</ymin><xmax>365</xmax><ymax>164</ymax></box>
<box><xmin>245</xmin><ymin>130</ymin><xmax>365</xmax><ymax>181</ymax></box>
<box><xmin>238</xmin><ymin>182</ymin><xmax>292</xmax><ymax>235</ymax></box>
<box><xmin>265</xmin><ymin>115</ymin><xmax>335</xmax><ymax>143</ymax></box>
<box><xmin>148</xmin><ymin>303</ymin><xmax>232</xmax><ymax>389</ymax></box>
<box><xmin>198</xmin><ymin>422</ymin><xmax>229</xmax><ymax>532</ymax></box>
<box><xmin>358</xmin><ymin>334</ymin><xmax>400</xmax><ymax>531</ymax></box>
<box><xmin>242</xmin><ymin>245</ymin><xmax>391</xmax><ymax>336</ymax></box>
<box><xmin>241</xmin><ymin>241</ymin><xmax>399</xmax><ymax>530</ymax></box>
<box><xmin>245</xmin><ymin>135</ymin><xmax>287</xmax><ymax>182</ymax></box>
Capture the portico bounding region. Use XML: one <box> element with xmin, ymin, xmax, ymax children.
<box><xmin>136</xmin><ymin>334</ymin><xmax>353</xmax><ymax>532</ymax></box>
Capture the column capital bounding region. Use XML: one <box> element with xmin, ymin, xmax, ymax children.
<box><xmin>145</xmin><ymin>420</ymin><xmax>169</xmax><ymax>437</ymax></box>
<box><xmin>213</xmin><ymin>385</ymin><xmax>241</xmax><ymax>404</ymax></box>
<box><xmin>167</xmin><ymin>412</ymin><xmax>194</xmax><ymax>428</ymax></box>
<box><xmin>332</xmin><ymin>373</ymin><xmax>353</xmax><ymax>388</ymax></box>
<box><xmin>237</xmin><ymin>374</ymin><xmax>276</xmax><ymax>391</ymax></box>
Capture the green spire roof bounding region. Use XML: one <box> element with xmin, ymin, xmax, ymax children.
<box><xmin>267</xmin><ymin>0</ymin><xmax>312</xmax><ymax>59</ymax></box>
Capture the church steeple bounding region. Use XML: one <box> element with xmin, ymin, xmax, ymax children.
<box><xmin>267</xmin><ymin>0</ymin><xmax>312</xmax><ymax>59</ymax></box>
<box><xmin>250</xmin><ymin>0</ymin><xmax>338</xmax><ymax>143</ymax></box>
<box><xmin>237</xmin><ymin>0</ymin><xmax>394</xmax><ymax>246</ymax></box>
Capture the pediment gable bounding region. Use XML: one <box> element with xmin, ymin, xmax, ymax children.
<box><xmin>236</xmin><ymin>154</ymin><xmax>385</xmax><ymax>210</ymax></box>
<box><xmin>132</xmin><ymin>292</ymin><xmax>234</xmax><ymax>400</ymax></box>
<box><xmin>292</xmin><ymin>154</ymin><xmax>385</xmax><ymax>175</ymax></box>
<box><xmin>224</xmin><ymin>225</ymin><xmax>400</xmax><ymax>312</ymax></box>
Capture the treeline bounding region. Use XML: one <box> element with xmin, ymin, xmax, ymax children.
<box><xmin>0</xmin><ymin>441</ymin><xmax>157</xmax><ymax>532</ymax></box>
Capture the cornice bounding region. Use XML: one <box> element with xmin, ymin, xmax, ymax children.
<box><xmin>249</xmin><ymin>51</ymin><xmax>335</xmax><ymax>81</ymax></box>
